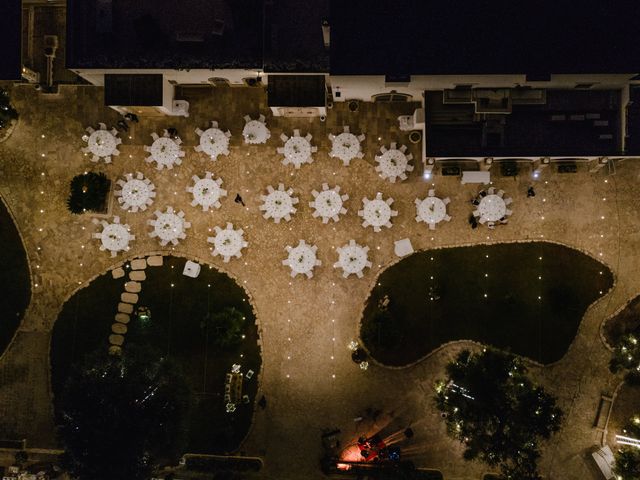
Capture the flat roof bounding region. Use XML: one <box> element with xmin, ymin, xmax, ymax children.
<box><xmin>67</xmin><ymin>0</ymin><xmax>264</xmax><ymax>69</ymax></box>
<box><xmin>425</xmin><ymin>89</ymin><xmax>622</xmax><ymax>157</ymax></box>
<box><xmin>330</xmin><ymin>0</ymin><xmax>640</xmax><ymax>75</ymax></box>
<box><xmin>267</xmin><ymin>75</ymin><xmax>326</xmax><ymax>107</ymax></box>
<box><xmin>0</xmin><ymin>0</ymin><xmax>21</xmax><ymax>80</ymax></box>
<box><xmin>104</xmin><ymin>74</ymin><xmax>163</xmax><ymax>106</ymax></box>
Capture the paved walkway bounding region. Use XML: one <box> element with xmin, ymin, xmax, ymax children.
<box><xmin>0</xmin><ymin>84</ymin><xmax>636</xmax><ymax>479</ymax></box>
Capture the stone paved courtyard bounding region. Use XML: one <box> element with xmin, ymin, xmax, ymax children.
<box><xmin>0</xmin><ymin>83</ymin><xmax>638</xmax><ymax>479</ymax></box>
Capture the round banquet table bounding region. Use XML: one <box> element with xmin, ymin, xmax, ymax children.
<box><xmin>100</xmin><ymin>223</ymin><xmax>130</xmax><ymax>253</ymax></box>
<box><xmin>199</xmin><ymin>128</ymin><xmax>229</xmax><ymax>157</ymax></box>
<box><xmin>150</xmin><ymin>137</ymin><xmax>182</xmax><ymax>168</ymax></box>
<box><xmin>377</xmin><ymin>149</ymin><xmax>410</xmax><ymax>180</ymax></box>
<box><xmin>286</xmin><ymin>243</ymin><xmax>317</xmax><ymax>276</ymax></box>
<box><xmin>331</xmin><ymin>132</ymin><xmax>361</xmax><ymax>163</ymax></box>
<box><xmin>314</xmin><ymin>190</ymin><xmax>344</xmax><ymax>218</ymax></box>
<box><xmin>417</xmin><ymin>197</ymin><xmax>447</xmax><ymax>224</ymax></box>
<box><xmin>243</xmin><ymin>120</ymin><xmax>270</xmax><ymax>144</ymax></box>
<box><xmin>88</xmin><ymin>130</ymin><xmax>117</xmax><ymax>157</ymax></box>
<box><xmin>478</xmin><ymin>194</ymin><xmax>507</xmax><ymax>222</ymax></box>
<box><xmin>263</xmin><ymin>190</ymin><xmax>295</xmax><ymax>221</ymax></box>
<box><xmin>362</xmin><ymin>198</ymin><xmax>392</xmax><ymax>229</ymax></box>
<box><xmin>121</xmin><ymin>179</ymin><xmax>152</xmax><ymax>209</ymax></box>
<box><xmin>153</xmin><ymin>212</ymin><xmax>184</xmax><ymax>243</ymax></box>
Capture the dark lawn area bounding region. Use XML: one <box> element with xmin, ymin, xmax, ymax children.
<box><xmin>0</xmin><ymin>198</ymin><xmax>30</xmax><ymax>355</ymax></box>
<box><xmin>361</xmin><ymin>242</ymin><xmax>613</xmax><ymax>366</ymax></box>
<box><xmin>51</xmin><ymin>256</ymin><xmax>260</xmax><ymax>454</ymax></box>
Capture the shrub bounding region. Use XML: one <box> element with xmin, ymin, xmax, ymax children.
<box><xmin>361</xmin><ymin>309</ymin><xmax>402</xmax><ymax>351</ymax></box>
<box><xmin>67</xmin><ymin>172</ymin><xmax>110</xmax><ymax>214</ymax></box>
<box><xmin>203</xmin><ymin>307</ymin><xmax>246</xmax><ymax>349</ymax></box>
<box><xmin>0</xmin><ymin>88</ymin><xmax>17</xmax><ymax>130</ymax></box>
<box><xmin>610</xmin><ymin>334</ymin><xmax>640</xmax><ymax>384</ymax></box>
<box><xmin>614</xmin><ymin>447</ymin><xmax>640</xmax><ymax>480</ymax></box>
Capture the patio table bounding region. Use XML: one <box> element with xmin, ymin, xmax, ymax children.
<box><xmin>198</xmin><ymin>127</ymin><xmax>230</xmax><ymax>159</ymax></box>
<box><xmin>118</xmin><ymin>173</ymin><xmax>155</xmax><ymax>212</ymax></box>
<box><xmin>243</xmin><ymin>120</ymin><xmax>271</xmax><ymax>144</ymax></box>
<box><xmin>260</xmin><ymin>184</ymin><xmax>298</xmax><ymax>223</ymax></box>
<box><xmin>283</xmin><ymin>135</ymin><xmax>313</xmax><ymax>168</ymax></box>
<box><xmin>87</xmin><ymin>129</ymin><xmax>118</xmax><ymax>157</ymax></box>
<box><xmin>148</xmin><ymin>136</ymin><xmax>184</xmax><ymax>169</ymax></box>
<box><xmin>208</xmin><ymin>223</ymin><xmax>248</xmax><ymax>263</ymax></box>
<box><xmin>310</xmin><ymin>184</ymin><xmax>348</xmax><ymax>223</ymax></box>
<box><xmin>189</xmin><ymin>173</ymin><xmax>226</xmax><ymax>211</ymax></box>
<box><xmin>375</xmin><ymin>145</ymin><xmax>413</xmax><ymax>182</ymax></box>
<box><xmin>100</xmin><ymin>223</ymin><xmax>131</xmax><ymax>255</ymax></box>
<box><xmin>334</xmin><ymin>240</ymin><xmax>372</xmax><ymax>278</ymax></box>
<box><xmin>359</xmin><ymin>193</ymin><xmax>397</xmax><ymax>232</ymax></box>
<box><xmin>282</xmin><ymin>240</ymin><xmax>321</xmax><ymax>278</ymax></box>
<box><xmin>416</xmin><ymin>197</ymin><xmax>447</xmax><ymax>225</ymax></box>
<box><xmin>478</xmin><ymin>194</ymin><xmax>507</xmax><ymax>222</ymax></box>
<box><xmin>329</xmin><ymin>132</ymin><xmax>363</xmax><ymax>165</ymax></box>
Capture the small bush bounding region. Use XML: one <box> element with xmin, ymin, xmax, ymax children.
<box><xmin>0</xmin><ymin>89</ymin><xmax>17</xmax><ymax>130</ymax></box>
<box><xmin>67</xmin><ymin>172</ymin><xmax>110</xmax><ymax>214</ymax></box>
<box><xmin>614</xmin><ymin>447</ymin><xmax>640</xmax><ymax>480</ymax></box>
<box><xmin>610</xmin><ymin>334</ymin><xmax>640</xmax><ymax>384</ymax></box>
<box><xmin>361</xmin><ymin>309</ymin><xmax>402</xmax><ymax>351</ymax></box>
<box><xmin>203</xmin><ymin>307</ymin><xmax>246</xmax><ymax>349</ymax></box>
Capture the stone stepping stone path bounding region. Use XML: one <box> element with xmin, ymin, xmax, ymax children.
<box><xmin>108</xmin><ymin>255</ymin><xmax>162</xmax><ymax>353</ymax></box>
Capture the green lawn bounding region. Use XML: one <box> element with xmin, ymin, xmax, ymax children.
<box><xmin>0</xmin><ymin>198</ymin><xmax>30</xmax><ymax>355</ymax></box>
<box><xmin>51</xmin><ymin>256</ymin><xmax>261</xmax><ymax>455</ymax></box>
<box><xmin>360</xmin><ymin>242</ymin><xmax>613</xmax><ymax>366</ymax></box>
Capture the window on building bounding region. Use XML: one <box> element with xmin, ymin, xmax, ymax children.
<box><xmin>372</xmin><ymin>92</ymin><xmax>413</xmax><ymax>102</ymax></box>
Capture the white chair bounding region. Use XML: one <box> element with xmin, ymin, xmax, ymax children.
<box><xmin>428</xmin><ymin>189</ymin><xmax>435</xmax><ymax>197</ymax></box>
<box><xmin>443</xmin><ymin>197</ymin><xmax>451</xmax><ymax>205</ymax></box>
<box><xmin>280</xmin><ymin>133</ymin><xmax>289</xmax><ymax>143</ymax></box>
<box><xmin>497</xmin><ymin>189</ymin><xmax>505</xmax><ymax>197</ymax></box>
<box><xmin>194</xmin><ymin>144</ymin><xmax>203</xmax><ymax>152</ymax></box>
<box><xmin>195</xmin><ymin>128</ymin><xmax>204</xmax><ymax>136</ymax></box>
<box><xmin>357</xmin><ymin>133</ymin><xmax>366</xmax><ymax>142</ymax></box>
<box><xmin>112</xmin><ymin>149</ymin><xmax>120</xmax><ymax>156</ymax></box>
<box><xmin>258</xmin><ymin>113</ymin><xmax>266</xmax><ymax>123</ymax></box>
<box><xmin>473</xmin><ymin>210</ymin><xmax>480</xmax><ymax>217</ymax></box>
<box><xmin>293</xmin><ymin>128</ymin><xmax>300</xmax><ymax>137</ymax></box>
<box><xmin>243</xmin><ymin>114</ymin><xmax>252</xmax><ymax>123</ymax></box>
<box><xmin>444</xmin><ymin>214</ymin><xmax>451</xmax><ymax>222</ymax></box>
<box><xmin>505</xmin><ymin>209</ymin><xmax>513</xmax><ymax>216</ymax></box>
<box><xmin>428</xmin><ymin>223</ymin><xmax>435</xmax><ymax>230</ymax></box>
<box><xmin>488</xmin><ymin>186</ymin><xmax>495</xmax><ymax>195</ymax></box>
<box><xmin>399</xmin><ymin>144</ymin><xmax>407</xmax><ymax>153</ymax></box>
<box><xmin>504</xmin><ymin>198</ymin><xmax>513</xmax><ymax>205</ymax></box>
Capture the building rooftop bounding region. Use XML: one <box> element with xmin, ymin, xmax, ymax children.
<box><xmin>66</xmin><ymin>0</ymin><xmax>264</xmax><ymax>70</ymax></box>
<box><xmin>330</xmin><ymin>0</ymin><xmax>640</xmax><ymax>75</ymax></box>
<box><xmin>0</xmin><ymin>0</ymin><xmax>21</xmax><ymax>80</ymax></box>
<box><xmin>425</xmin><ymin>89</ymin><xmax>622</xmax><ymax>157</ymax></box>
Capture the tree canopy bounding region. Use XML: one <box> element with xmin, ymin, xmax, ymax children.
<box><xmin>58</xmin><ymin>346</ymin><xmax>191</xmax><ymax>480</ymax></box>
<box><xmin>434</xmin><ymin>348</ymin><xmax>563</xmax><ymax>480</ymax></box>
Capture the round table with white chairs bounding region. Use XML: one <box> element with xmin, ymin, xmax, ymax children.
<box><xmin>416</xmin><ymin>197</ymin><xmax>447</xmax><ymax>224</ymax></box>
<box><xmin>188</xmin><ymin>173</ymin><xmax>227</xmax><ymax>211</ymax></box>
<box><xmin>329</xmin><ymin>132</ymin><xmax>363</xmax><ymax>165</ymax></box>
<box><xmin>197</xmin><ymin>127</ymin><xmax>230</xmax><ymax>159</ymax></box>
<box><xmin>359</xmin><ymin>193</ymin><xmax>397</xmax><ymax>232</ymax></box>
<box><xmin>243</xmin><ymin>120</ymin><xmax>270</xmax><ymax>144</ymax></box>
<box><xmin>260</xmin><ymin>184</ymin><xmax>298</xmax><ymax>223</ymax></box>
<box><xmin>87</xmin><ymin>129</ymin><xmax>118</xmax><ymax>157</ymax></box>
<box><xmin>334</xmin><ymin>240</ymin><xmax>372</xmax><ymax>278</ymax></box>
<box><xmin>282</xmin><ymin>240</ymin><xmax>321</xmax><ymax>278</ymax></box>
<box><xmin>117</xmin><ymin>173</ymin><xmax>155</xmax><ymax>212</ymax></box>
<box><xmin>100</xmin><ymin>223</ymin><xmax>130</xmax><ymax>254</ymax></box>
<box><xmin>478</xmin><ymin>195</ymin><xmax>507</xmax><ymax>222</ymax></box>
<box><xmin>92</xmin><ymin>217</ymin><xmax>133</xmax><ymax>257</ymax></box>
<box><xmin>208</xmin><ymin>223</ymin><xmax>248</xmax><ymax>263</ymax></box>
<box><xmin>375</xmin><ymin>145</ymin><xmax>413</xmax><ymax>183</ymax></box>
<box><xmin>148</xmin><ymin>207</ymin><xmax>190</xmax><ymax>246</ymax></box>
<box><xmin>283</xmin><ymin>136</ymin><xmax>313</xmax><ymax>168</ymax></box>
<box><xmin>310</xmin><ymin>184</ymin><xmax>348</xmax><ymax>223</ymax></box>
<box><xmin>147</xmin><ymin>136</ymin><xmax>184</xmax><ymax>170</ymax></box>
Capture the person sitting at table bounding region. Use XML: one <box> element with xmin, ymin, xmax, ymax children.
<box><xmin>479</xmin><ymin>190</ymin><xmax>487</xmax><ymax>197</ymax></box>
<box><xmin>471</xmin><ymin>197</ymin><xmax>480</xmax><ymax>206</ymax></box>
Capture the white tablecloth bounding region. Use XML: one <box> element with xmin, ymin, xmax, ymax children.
<box><xmin>285</xmin><ymin>243</ymin><xmax>318</xmax><ymax>276</ymax></box>
<box><xmin>335</xmin><ymin>241</ymin><xmax>370</xmax><ymax>278</ymax></box>
<box><xmin>193</xmin><ymin>178</ymin><xmax>224</xmax><ymax>210</ymax></box>
<box><xmin>243</xmin><ymin>120</ymin><xmax>270</xmax><ymax>144</ymax></box>
<box><xmin>211</xmin><ymin>229</ymin><xmax>244</xmax><ymax>259</ymax></box>
<box><xmin>121</xmin><ymin>179</ymin><xmax>153</xmax><ymax>209</ymax></box>
<box><xmin>283</xmin><ymin>136</ymin><xmax>312</xmax><ymax>168</ymax></box>
<box><xmin>330</xmin><ymin>132</ymin><xmax>361</xmax><ymax>163</ymax></box>
<box><xmin>153</xmin><ymin>212</ymin><xmax>185</xmax><ymax>243</ymax></box>
<box><xmin>362</xmin><ymin>198</ymin><xmax>393</xmax><ymax>229</ymax></box>
<box><xmin>88</xmin><ymin>130</ymin><xmax>117</xmax><ymax>157</ymax></box>
<box><xmin>262</xmin><ymin>190</ymin><xmax>296</xmax><ymax>222</ymax></box>
<box><xmin>199</xmin><ymin>128</ymin><xmax>229</xmax><ymax>157</ymax></box>
<box><xmin>150</xmin><ymin>137</ymin><xmax>182</xmax><ymax>168</ymax></box>
<box><xmin>376</xmin><ymin>149</ymin><xmax>411</xmax><ymax>181</ymax></box>
<box><xmin>314</xmin><ymin>190</ymin><xmax>344</xmax><ymax>218</ymax></box>
<box><xmin>100</xmin><ymin>223</ymin><xmax>130</xmax><ymax>253</ymax></box>
<box><xmin>417</xmin><ymin>197</ymin><xmax>447</xmax><ymax>224</ymax></box>
<box><xmin>478</xmin><ymin>194</ymin><xmax>506</xmax><ymax>221</ymax></box>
